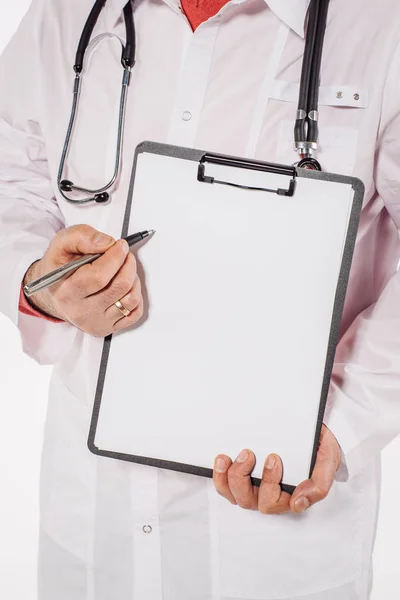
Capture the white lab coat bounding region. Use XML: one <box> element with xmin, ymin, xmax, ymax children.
<box><xmin>0</xmin><ymin>0</ymin><xmax>400</xmax><ymax>598</ymax></box>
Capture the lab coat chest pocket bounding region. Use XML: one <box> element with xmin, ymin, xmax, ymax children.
<box><xmin>270</xmin><ymin>81</ymin><xmax>368</xmax><ymax>175</ymax></box>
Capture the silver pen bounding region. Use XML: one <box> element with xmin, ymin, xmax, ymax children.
<box><xmin>24</xmin><ymin>229</ymin><xmax>155</xmax><ymax>297</ymax></box>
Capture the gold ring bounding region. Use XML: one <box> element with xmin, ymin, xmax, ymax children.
<box><xmin>114</xmin><ymin>299</ymin><xmax>131</xmax><ymax>318</ymax></box>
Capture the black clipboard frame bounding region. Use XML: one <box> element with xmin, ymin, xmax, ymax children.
<box><xmin>88</xmin><ymin>141</ymin><xmax>365</xmax><ymax>495</ymax></box>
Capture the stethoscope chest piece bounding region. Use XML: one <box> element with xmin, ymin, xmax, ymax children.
<box><xmin>297</xmin><ymin>157</ymin><xmax>322</xmax><ymax>171</ymax></box>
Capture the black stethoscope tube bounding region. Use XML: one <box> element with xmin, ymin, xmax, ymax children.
<box><xmin>295</xmin><ymin>0</ymin><xmax>330</xmax><ymax>163</ymax></box>
<box><xmin>295</xmin><ymin>0</ymin><xmax>320</xmax><ymax>145</ymax></box>
<box><xmin>307</xmin><ymin>0</ymin><xmax>330</xmax><ymax>144</ymax></box>
<box><xmin>74</xmin><ymin>0</ymin><xmax>106</xmax><ymax>73</ymax></box>
<box><xmin>123</xmin><ymin>1</ymin><xmax>136</xmax><ymax>67</ymax></box>
<box><xmin>74</xmin><ymin>0</ymin><xmax>135</xmax><ymax>73</ymax></box>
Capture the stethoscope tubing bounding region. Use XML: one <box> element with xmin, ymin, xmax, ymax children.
<box><xmin>74</xmin><ymin>0</ymin><xmax>135</xmax><ymax>73</ymax></box>
<box><xmin>58</xmin><ymin>0</ymin><xmax>331</xmax><ymax>204</ymax></box>
<box><xmin>295</xmin><ymin>0</ymin><xmax>330</xmax><ymax>155</ymax></box>
<box><xmin>57</xmin><ymin>65</ymin><xmax>131</xmax><ymax>204</ymax></box>
<box><xmin>306</xmin><ymin>0</ymin><xmax>330</xmax><ymax>144</ymax></box>
<box><xmin>295</xmin><ymin>0</ymin><xmax>320</xmax><ymax>145</ymax></box>
<box><xmin>58</xmin><ymin>1</ymin><xmax>135</xmax><ymax>204</ymax></box>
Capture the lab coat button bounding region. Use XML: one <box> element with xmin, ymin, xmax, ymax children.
<box><xmin>182</xmin><ymin>111</ymin><xmax>192</xmax><ymax>121</ymax></box>
<box><xmin>142</xmin><ymin>525</ymin><xmax>153</xmax><ymax>533</ymax></box>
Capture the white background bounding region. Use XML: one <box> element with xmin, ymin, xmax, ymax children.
<box><xmin>0</xmin><ymin>2</ymin><xmax>398</xmax><ymax>598</ymax></box>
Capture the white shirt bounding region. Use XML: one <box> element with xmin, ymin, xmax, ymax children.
<box><xmin>0</xmin><ymin>0</ymin><xmax>399</xmax><ymax>598</ymax></box>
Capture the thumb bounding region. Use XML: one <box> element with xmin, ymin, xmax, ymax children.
<box><xmin>290</xmin><ymin>427</ymin><xmax>339</xmax><ymax>513</ymax></box>
<box><xmin>51</xmin><ymin>225</ymin><xmax>116</xmax><ymax>261</ymax></box>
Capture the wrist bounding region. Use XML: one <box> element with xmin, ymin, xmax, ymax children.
<box><xmin>22</xmin><ymin>260</ymin><xmax>63</xmax><ymax>321</ymax></box>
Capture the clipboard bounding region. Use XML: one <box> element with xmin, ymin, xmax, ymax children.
<box><xmin>88</xmin><ymin>141</ymin><xmax>364</xmax><ymax>493</ymax></box>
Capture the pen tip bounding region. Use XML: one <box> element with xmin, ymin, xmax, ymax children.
<box><xmin>148</xmin><ymin>229</ymin><xmax>156</xmax><ymax>235</ymax></box>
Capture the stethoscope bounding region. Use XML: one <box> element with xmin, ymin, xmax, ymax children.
<box><xmin>58</xmin><ymin>0</ymin><xmax>330</xmax><ymax>205</ymax></box>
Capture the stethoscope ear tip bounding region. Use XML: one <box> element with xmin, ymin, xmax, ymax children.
<box><xmin>59</xmin><ymin>181</ymin><xmax>110</xmax><ymax>204</ymax></box>
<box><xmin>60</xmin><ymin>179</ymin><xmax>74</xmax><ymax>192</ymax></box>
<box><xmin>94</xmin><ymin>192</ymin><xmax>110</xmax><ymax>203</ymax></box>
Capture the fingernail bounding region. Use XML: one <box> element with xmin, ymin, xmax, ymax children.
<box><xmin>93</xmin><ymin>232</ymin><xmax>113</xmax><ymax>246</ymax></box>
<box><xmin>295</xmin><ymin>497</ymin><xmax>310</xmax><ymax>513</ymax></box>
<box><xmin>120</xmin><ymin>240</ymin><xmax>130</xmax><ymax>255</ymax></box>
<box><xmin>215</xmin><ymin>458</ymin><xmax>227</xmax><ymax>473</ymax></box>
<box><xmin>236</xmin><ymin>449</ymin><xmax>248</xmax><ymax>463</ymax></box>
<box><xmin>265</xmin><ymin>454</ymin><xmax>276</xmax><ymax>470</ymax></box>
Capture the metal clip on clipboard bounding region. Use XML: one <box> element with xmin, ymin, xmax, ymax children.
<box><xmin>197</xmin><ymin>153</ymin><xmax>297</xmax><ymax>197</ymax></box>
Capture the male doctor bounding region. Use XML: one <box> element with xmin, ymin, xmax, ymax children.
<box><xmin>1</xmin><ymin>0</ymin><xmax>400</xmax><ymax>599</ymax></box>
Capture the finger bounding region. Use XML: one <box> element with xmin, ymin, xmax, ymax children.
<box><xmin>112</xmin><ymin>298</ymin><xmax>144</xmax><ymax>332</ymax></box>
<box><xmin>290</xmin><ymin>477</ymin><xmax>330</xmax><ymax>515</ymax></box>
<box><xmin>290</xmin><ymin>446</ymin><xmax>336</xmax><ymax>514</ymax></box>
<box><xmin>227</xmin><ymin>449</ymin><xmax>258</xmax><ymax>510</ymax></box>
<box><xmin>99</xmin><ymin>250</ymin><xmax>138</xmax><ymax>306</ymax></box>
<box><xmin>258</xmin><ymin>454</ymin><xmax>291</xmax><ymax>514</ymax></box>
<box><xmin>108</xmin><ymin>276</ymin><xmax>142</xmax><ymax>322</ymax></box>
<box><xmin>52</xmin><ymin>225</ymin><xmax>115</xmax><ymax>262</ymax></box>
<box><xmin>66</xmin><ymin>239</ymin><xmax>130</xmax><ymax>298</ymax></box>
<box><xmin>97</xmin><ymin>251</ymin><xmax>139</xmax><ymax>310</ymax></box>
<box><xmin>213</xmin><ymin>455</ymin><xmax>237</xmax><ymax>505</ymax></box>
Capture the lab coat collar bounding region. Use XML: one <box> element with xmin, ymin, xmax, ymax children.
<box><xmin>105</xmin><ymin>0</ymin><xmax>180</xmax><ymax>26</ymax></box>
<box><xmin>106</xmin><ymin>0</ymin><xmax>310</xmax><ymax>38</ymax></box>
<box><xmin>264</xmin><ymin>0</ymin><xmax>310</xmax><ymax>38</ymax></box>
<box><xmin>226</xmin><ymin>0</ymin><xmax>309</xmax><ymax>38</ymax></box>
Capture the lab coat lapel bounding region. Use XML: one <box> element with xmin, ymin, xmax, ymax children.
<box><xmin>266</xmin><ymin>0</ymin><xmax>310</xmax><ymax>38</ymax></box>
<box><xmin>105</xmin><ymin>0</ymin><xmax>133</xmax><ymax>28</ymax></box>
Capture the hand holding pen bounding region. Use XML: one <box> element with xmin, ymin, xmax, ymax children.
<box><xmin>22</xmin><ymin>225</ymin><xmax>154</xmax><ymax>337</ymax></box>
